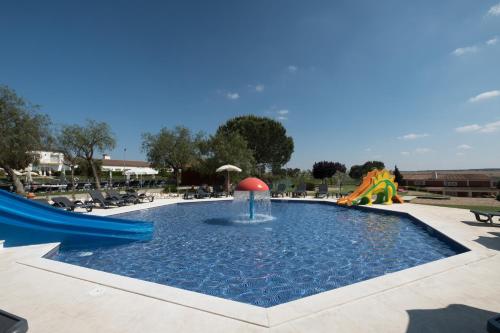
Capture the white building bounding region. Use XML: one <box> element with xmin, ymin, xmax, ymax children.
<box><xmin>101</xmin><ymin>154</ymin><xmax>158</xmax><ymax>176</ymax></box>
<box><xmin>30</xmin><ymin>151</ymin><xmax>66</xmax><ymax>176</ymax></box>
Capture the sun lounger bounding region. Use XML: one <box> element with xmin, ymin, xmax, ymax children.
<box><xmin>488</xmin><ymin>314</ymin><xmax>500</xmax><ymax>333</ymax></box>
<box><xmin>183</xmin><ymin>188</ymin><xmax>196</xmax><ymax>199</ymax></box>
<box><xmin>292</xmin><ymin>183</ymin><xmax>307</xmax><ymax>198</ymax></box>
<box><xmin>315</xmin><ymin>184</ymin><xmax>329</xmax><ymax>198</ymax></box>
<box><xmin>106</xmin><ymin>189</ymin><xmax>138</xmax><ymax>204</ymax></box>
<box><xmin>126</xmin><ymin>189</ymin><xmax>155</xmax><ymax>202</ymax></box>
<box><xmin>212</xmin><ymin>185</ymin><xmax>225</xmax><ymax>198</ymax></box>
<box><xmin>272</xmin><ymin>183</ymin><xmax>287</xmax><ymax>197</ymax></box>
<box><xmin>470</xmin><ymin>210</ymin><xmax>500</xmax><ymax>224</ymax></box>
<box><xmin>0</xmin><ymin>309</ymin><xmax>28</xmax><ymax>333</ymax></box>
<box><xmin>195</xmin><ymin>187</ymin><xmax>211</xmax><ymax>199</ymax></box>
<box><xmin>51</xmin><ymin>196</ymin><xmax>93</xmax><ymax>212</ymax></box>
<box><xmin>88</xmin><ymin>190</ymin><xmax>124</xmax><ymax>208</ymax></box>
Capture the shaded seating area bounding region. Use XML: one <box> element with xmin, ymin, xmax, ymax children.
<box><xmin>51</xmin><ymin>196</ymin><xmax>93</xmax><ymax>212</ymax></box>
<box><xmin>470</xmin><ymin>210</ymin><xmax>500</xmax><ymax>224</ymax></box>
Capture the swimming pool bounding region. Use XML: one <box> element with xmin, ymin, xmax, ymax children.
<box><xmin>49</xmin><ymin>201</ymin><xmax>467</xmax><ymax>307</ymax></box>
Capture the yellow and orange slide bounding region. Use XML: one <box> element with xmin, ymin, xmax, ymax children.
<box><xmin>337</xmin><ymin>169</ymin><xmax>404</xmax><ymax>206</ymax></box>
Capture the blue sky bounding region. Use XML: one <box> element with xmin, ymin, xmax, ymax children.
<box><xmin>1</xmin><ymin>1</ymin><xmax>499</xmax><ymax>171</ymax></box>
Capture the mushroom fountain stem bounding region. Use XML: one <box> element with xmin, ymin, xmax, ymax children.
<box><xmin>249</xmin><ymin>191</ymin><xmax>255</xmax><ymax>220</ymax></box>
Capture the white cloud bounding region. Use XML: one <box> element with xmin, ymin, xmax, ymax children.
<box><xmin>255</xmin><ymin>84</ymin><xmax>265</xmax><ymax>92</ymax></box>
<box><xmin>455</xmin><ymin>121</ymin><xmax>500</xmax><ymax>133</ymax></box>
<box><xmin>455</xmin><ymin>124</ymin><xmax>482</xmax><ymax>133</ymax></box>
<box><xmin>457</xmin><ymin>144</ymin><xmax>472</xmax><ymax>150</ymax></box>
<box><xmin>365</xmin><ymin>148</ymin><xmax>372</xmax><ymax>152</ymax></box>
<box><xmin>488</xmin><ymin>2</ymin><xmax>500</xmax><ymax>16</ymax></box>
<box><xmin>486</xmin><ymin>37</ymin><xmax>498</xmax><ymax>46</ymax></box>
<box><xmin>452</xmin><ymin>46</ymin><xmax>479</xmax><ymax>56</ymax></box>
<box><xmin>287</xmin><ymin>65</ymin><xmax>298</xmax><ymax>73</ymax></box>
<box><xmin>468</xmin><ymin>90</ymin><xmax>500</xmax><ymax>103</ymax></box>
<box><xmin>481</xmin><ymin>120</ymin><xmax>500</xmax><ymax>133</ymax></box>
<box><xmin>401</xmin><ymin>151</ymin><xmax>410</xmax><ymax>156</ymax></box>
<box><xmin>275</xmin><ymin>109</ymin><xmax>289</xmax><ymax>120</ymax></box>
<box><xmin>226</xmin><ymin>92</ymin><xmax>239</xmax><ymax>100</ymax></box>
<box><xmin>415</xmin><ymin>148</ymin><xmax>432</xmax><ymax>154</ymax></box>
<box><xmin>398</xmin><ymin>133</ymin><xmax>430</xmax><ymax>140</ymax></box>
<box><xmin>456</xmin><ymin>152</ymin><xmax>465</xmax><ymax>156</ymax></box>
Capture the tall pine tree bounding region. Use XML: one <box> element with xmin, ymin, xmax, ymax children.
<box><xmin>394</xmin><ymin>165</ymin><xmax>404</xmax><ymax>185</ymax></box>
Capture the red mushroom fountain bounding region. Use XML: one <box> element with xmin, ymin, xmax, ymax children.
<box><xmin>235</xmin><ymin>177</ymin><xmax>270</xmax><ymax>220</ymax></box>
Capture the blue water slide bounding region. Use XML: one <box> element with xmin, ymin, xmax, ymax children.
<box><xmin>0</xmin><ymin>190</ymin><xmax>153</xmax><ymax>241</ymax></box>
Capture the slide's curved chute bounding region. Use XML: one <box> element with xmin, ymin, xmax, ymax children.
<box><xmin>337</xmin><ymin>169</ymin><xmax>404</xmax><ymax>206</ymax></box>
<box><xmin>0</xmin><ymin>190</ymin><xmax>153</xmax><ymax>241</ymax></box>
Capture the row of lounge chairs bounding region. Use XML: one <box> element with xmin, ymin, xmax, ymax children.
<box><xmin>33</xmin><ymin>189</ymin><xmax>155</xmax><ymax>211</ymax></box>
<box><xmin>24</xmin><ymin>179</ymin><xmax>170</xmax><ymax>194</ymax></box>
<box><xmin>271</xmin><ymin>183</ymin><xmax>332</xmax><ymax>198</ymax></box>
<box><xmin>183</xmin><ymin>185</ymin><xmax>226</xmax><ymax>199</ymax></box>
<box><xmin>88</xmin><ymin>190</ymin><xmax>154</xmax><ymax>208</ymax></box>
<box><xmin>180</xmin><ymin>183</ymin><xmax>339</xmax><ymax>200</ymax></box>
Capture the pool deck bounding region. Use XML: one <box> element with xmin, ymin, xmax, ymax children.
<box><xmin>1</xmin><ymin>198</ymin><xmax>500</xmax><ymax>332</ymax></box>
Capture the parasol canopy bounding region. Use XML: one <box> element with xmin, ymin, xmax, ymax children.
<box><xmin>216</xmin><ymin>164</ymin><xmax>242</xmax><ymax>196</ymax></box>
<box><xmin>216</xmin><ymin>164</ymin><xmax>242</xmax><ymax>173</ymax></box>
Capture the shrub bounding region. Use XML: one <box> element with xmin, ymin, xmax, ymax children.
<box><xmin>497</xmin><ymin>193</ymin><xmax>500</xmax><ymax>201</ymax></box>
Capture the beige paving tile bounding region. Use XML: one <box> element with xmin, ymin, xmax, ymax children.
<box><xmin>1</xmin><ymin>199</ymin><xmax>499</xmax><ymax>332</ymax></box>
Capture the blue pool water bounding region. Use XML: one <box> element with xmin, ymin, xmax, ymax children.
<box><xmin>49</xmin><ymin>201</ymin><xmax>466</xmax><ymax>307</ymax></box>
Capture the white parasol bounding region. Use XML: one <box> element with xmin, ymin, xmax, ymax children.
<box><xmin>216</xmin><ymin>164</ymin><xmax>242</xmax><ymax>195</ymax></box>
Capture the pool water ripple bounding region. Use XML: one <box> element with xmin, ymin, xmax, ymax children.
<box><xmin>50</xmin><ymin>201</ymin><xmax>466</xmax><ymax>307</ymax></box>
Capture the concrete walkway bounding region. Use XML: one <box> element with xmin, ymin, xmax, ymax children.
<box><xmin>1</xmin><ymin>199</ymin><xmax>499</xmax><ymax>332</ymax></box>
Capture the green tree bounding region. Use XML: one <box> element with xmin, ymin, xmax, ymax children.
<box><xmin>349</xmin><ymin>161</ymin><xmax>385</xmax><ymax>181</ymax></box>
<box><xmin>142</xmin><ymin>126</ymin><xmax>203</xmax><ymax>185</ymax></box>
<box><xmin>61</xmin><ymin>120</ymin><xmax>115</xmax><ymax>189</ymax></box>
<box><xmin>349</xmin><ymin>161</ymin><xmax>385</xmax><ymax>179</ymax></box>
<box><xmin>216</xmin><ymin>115</ymin><xmax>294</xmax><ymax>172</ymax></box>
<box><xmin>198</xmin><ymin>131</ymin><xmax>255</xmax><ymax>176</ymax></box>
<box><xmin>394</xmin><ymin>165</ymin><xmax>404</xmax><ymax>185</ymax></box>
<box><xmin>56</xmin><ymin>126</ymin><xmax>82</xmax><ymax>198</ymax></box>
<box><xmin>0</xmin><ymin>85</ymin><xmax>51</xmax><ymax>194</ymax></box>
<box><xmin>312</xmin><ymin>161</ymin><xmax>346</xmax><ymax>182</ymax></box>
<box><xmin>348</xmin><ymin>165</ymin><xmax>363</xmax><ymax>180</ymax></box>
<box><xmin>271</xmin><ymin>167</ymin><xmax>301</xmax><ymax>178</ymax></box>
<box><xmin>361</xmin><ymin>161</ymin><xmax>385</xmax><ymax>175</ymax></box>
<box><xmin>75</xmin><ymin>158</ymin><xmax>102</xmax><ymax>178</ymax></box>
